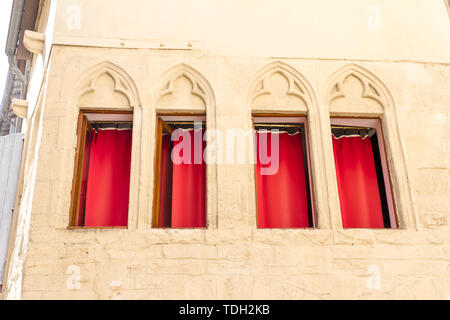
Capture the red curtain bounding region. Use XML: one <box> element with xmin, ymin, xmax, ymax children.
<box><xmin>84</xmin><ymin>129</ymin><xmax>132</xmax><ymax>227</ymax></box>
<box><xmin>157</xmin><ymin>134</ymin><xmax>173</xmax><ymax>227</ymax></box>
<box><xmin>170</xmin><ymin>129</ymin><xmax>206</xmax><ymax>228</ymax></box>
<box><xmin>332</xmin><ymin>136</ymin><xmax>384</xmax><ymax>228</ymax></box>
<box><xmin>255</xmin><ymin>131</ymin><xmax>310</xmax><ymax>228</ymax></box>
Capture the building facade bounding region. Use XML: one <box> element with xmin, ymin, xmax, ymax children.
<box><xmin>1</xmin><ymin>0</ymin><xmax>449</xmax><ymax>299</ymax></box>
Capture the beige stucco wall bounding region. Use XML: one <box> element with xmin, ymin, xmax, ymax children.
<box><xmin>2</xmin><ymin>0</ymin><xmax>450</xmax><ymax>299</ymax></box>
<box><xmin>53</xmin><ymin>0</ymin><xmax>450</xmax><ymax>63</ymax></box>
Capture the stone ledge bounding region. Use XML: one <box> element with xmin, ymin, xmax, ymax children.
<box><xmin>24</xmin><ymin>30</ymin><xmax>45</xmax><ymax>56</ymax></box>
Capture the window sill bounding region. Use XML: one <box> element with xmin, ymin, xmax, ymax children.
<box><xmin>66</xmin><ymin>226</ymin><xmax>128</xmax><ymax>230</ymax></box>
<box><xmin>256</xmin><ymin>227</ymin><xmax>317</xmax><ymax>230</ymax></box>
<box><xmin>340</xmin><ymin>227</ymin><xmax>400</xmax><ymax>230</ymax></box>
<box><xmin>152</xmin><ymin>227</ymin><xmax>207</xmax><ymax>230</ymax></box>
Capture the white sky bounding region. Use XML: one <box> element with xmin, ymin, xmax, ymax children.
<box><xmin>0</xmin><ymin>0</ymin><xmax>13</xmax><ymax>97</ymax></box>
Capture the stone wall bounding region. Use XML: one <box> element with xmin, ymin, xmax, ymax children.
<box><xmin>6</xmin><ymin>44</ymin><xmax>448</xmax><ymax>299</ymax></box>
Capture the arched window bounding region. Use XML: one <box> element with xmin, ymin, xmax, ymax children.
<box><xmin>248</xmin><ymin>62</ymin><xmax>322</xmax><ymax>228</ymax></box>
<box><xmin>151</xmin><ymin>64</ymin><xmax>217</xmax><ymax>228</ymax></box>
<box><xmin>68</xmin><ymin>62</ymin><xmax>141</xmax><ymax>229</ymax></box>
<box><xmin>324</xmin><ymin>64</ymin><xmax>415</xmax><ymax>229</ymax></box>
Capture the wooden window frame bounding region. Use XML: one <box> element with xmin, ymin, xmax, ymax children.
<box><xmin>252</xmin><ymin>115</ymin><xmax>317</xmax><ymax>229</ymax></box>
<box><xmin>68</xmin><ymin>110</ymin><xmax>133</xmax><ymax>229</ymax></box>
<box><xmin>152</xmin><ymin>113</ymin><xmax>206</xmax><ymax>228</ymax></box>
<box><xmin>330</xmin><ymin>117</ymin><xmax>398</xmax><ymax>229</ymax></box>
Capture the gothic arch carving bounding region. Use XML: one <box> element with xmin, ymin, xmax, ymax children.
<box><xmin>326</xmin><ymin>64</ymin><xmax>387</xmax><ymax>115</ymax></box>
<box><xmin>248</xmin><ymin>61</ymin><xmax>315</xmax><ymax>112</ymax></box>
<box><xmin>74</xmin><ymin>61</ymin><xmax>140</xmax><ymax>108</ymax></box>
<box><xmin>154</xmin><ymin>63</ymin><xmax>214</xmax><ymax>111</ymax></box>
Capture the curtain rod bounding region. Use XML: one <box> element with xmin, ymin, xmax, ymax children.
<box><xmin>92</xmin><ymin>122</ymin><xmax>133</xmax><ymax>131</ymax></box>
<box><xmin>254</xmin><ymin>124</ymin><xmax>303</xmax><ymax>128</ymax></box>
<box><xmin>165</xmin><ymin>121</ymin><xmax>205</xmax><ymax>125</ymax></box>
<box><xmin>331</xmin><ymin>125</ymin><xmax>373</xmax><ymax>130</ymax></box>
<box><xmin>90</xmin><ymin>121</ymin><xmax>133</xmax><ymax>124</ymax></box>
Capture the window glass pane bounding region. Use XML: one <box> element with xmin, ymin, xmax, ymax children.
<box><xmin>156</xmin><ymin>119</ymin><xmax>206</xmax><ymax>228</ymax></box>
<box><xmin>331</xmin><ymin>119</ymin><xmax>395</xmax><ymax>228</ymax></box>
<box><xmin>77</xmin><ymin>127</ymin><xmax>93</xmax><ymax>226</ymax></box>
<box><xmin>157</xmin><ymin>133</ymin><xmax>173</xmax><ymax>227</ymax></box>
<box><xmin>71</xmin><ymin>112</ymin><xmax>133</xmax><ymax>227</ymax></box>
<box><xmin>84</xmin><ymin>128</ymin><xmax>132</xmax><ymax>226</ymax></box>
<box><xmin>254</xmin><ymin>120</ymin><xmax>313</xmax><ymax>228</ymax></box>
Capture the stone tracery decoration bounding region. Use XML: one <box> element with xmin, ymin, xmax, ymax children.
<box><xmin>156</xmin><ymin>65</ymin><xmax>209</xmax><ymax>109</ymax></box>
<box><xmin>327</xmin><ymin>64</ymin><xmax>387</xmax><ymax>114</ymax></box>
<box><xmin>77</xmin><ymin>61</ymin><xmax>140</xmax><ymax>108</ymax></box>
<box><xmin>249</xmin><ymin>61</ymin><xmax>313</xmax><ymax>111</ymax></box>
